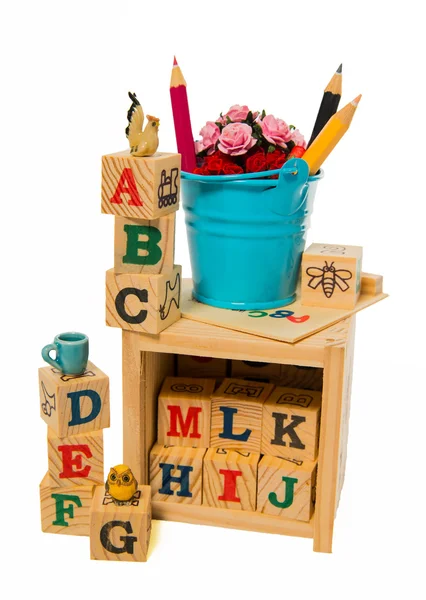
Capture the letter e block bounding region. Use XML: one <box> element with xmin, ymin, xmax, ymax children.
<box><xmin>257</xmin><ymin>455</ymin><xmax>317</xmax><ymax>522</ymax></box>
<box><xmin>105</xmin><ymin>265</ymin><xmax>181</xmax><ymax>334</ymax></box>
<box><xmin>301</xmin><ymin>243</ymin><xmax>363</xmax><ymax>309</ymax></box>
<box><xmin>102</xmin><ymin>151</ymin><xmax>180</xmax><ymax>219</ymax></box>
<box><xmin>38</xmin><ymin>361</ymin><xmax>110</xmax><ymax>438</ymax></box>
<box><xmin>262</xmin><ymin>387</ymin><xmax>322</xmax><ymax>461</ymax></box>
<box><xmin>203</xmin><ymin>448</ymin><xmax>260</xmax><ymax>511</ymax></box>
<box><xmin>157</xmin><ymin>377</ymin><xmax>215</xmax><ymax>447</ymax></box>
<box><xmin>90</xmin><ymin>485</ymin><xmax>152</xmax><ymax>562</ymax></box>
<box><xmin>150</xmin><ymin>444</ymin><xmax>206</xmax><ymax>505</ymax></box>
<box><xmin>210</xmin><ymin>378</ymin><xmax>274</xmax><ymax>452</ymax></box>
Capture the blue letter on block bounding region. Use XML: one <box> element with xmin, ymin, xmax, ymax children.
<box><xmin>67</xmin><ymin>390</ymin><xmax>101</xmax><ymax>426</ymax></box>
<box><xmin>158</xmin><ymin>463</ymin><xmax>193</xmax><ymax>497</ymax></box>
<box><xmin>218</xmin><ymin>406</ymin><xmax>251</xmax><ymax>442</ymax></box>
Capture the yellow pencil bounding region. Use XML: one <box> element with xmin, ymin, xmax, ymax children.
<box><xmin>303</xmin><ymin>94</ymin><xmax>362</xmax><ymax>175</ymax></box>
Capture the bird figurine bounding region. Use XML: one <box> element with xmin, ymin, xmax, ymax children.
<box><xmin>126</xmin><ymin>92</ymin><xmax>160</xmax><ymax>157</ymax></box>
<box><xmin>105</xmin><ymin>464</ymin><xmax>138</xmax><ymax>505</ymax></box>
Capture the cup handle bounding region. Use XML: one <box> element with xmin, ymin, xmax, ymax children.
<box><xmin>42</xmin><ymin>343</ymin><xmax>60</xmax><ymax>369</ymax></box>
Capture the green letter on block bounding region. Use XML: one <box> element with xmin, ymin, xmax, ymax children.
<box><xmin>123</xmin><ymin>224</ymin><xmax>162</xmax><ymax>266</ymax></box>
<box><xmin>268</xmin><ymin>476</ymin><xmax>298</xmax><ymax>509</ymax></box>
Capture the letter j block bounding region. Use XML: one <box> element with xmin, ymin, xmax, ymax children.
<box><xmin>38</xmin><ymin>361</ymin><xmax>110</xmax><ymax>438</ymax></box>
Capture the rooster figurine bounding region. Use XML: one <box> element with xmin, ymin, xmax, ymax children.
<box><xmin>125</xmin><ymin>92</ymin><xmax>160</xmax><ymax>157</ymax></box>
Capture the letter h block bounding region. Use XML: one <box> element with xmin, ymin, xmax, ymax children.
<box><xmin>38</xmin><ymin>361</ymin><xmax>110</xmax><ymax>438</ymax></box>
<box><xmin>210</xmin><ymin>378</ymin><xmax>275</xmax><ymax>453</ymax></box>
<box><xmin>90</xmin><ymin>485</ymin><xmax>152</xmax><ymax>562</ymax></box>
<box><xmin>157</xmin><ymin>377</ymin><xmax>215</xmax><ymax>447</ymax></box>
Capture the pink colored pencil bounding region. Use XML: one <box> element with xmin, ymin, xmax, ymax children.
<box><xmin>170</xmin><ymin>57</ymin><xmax>196</xmax><ymax>173</ymax></box>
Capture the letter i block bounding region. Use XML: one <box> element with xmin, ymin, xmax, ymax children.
<box><xmin>102</xmin><ymin>151</ymin><xmax>181</xmax><ymax>219</ymax></box>
<box><xmin>105</xmin><ymin>264</ymin><xmax>181</xmax><ymax>334</ymax></box>
<box><xmin>157</xmin><ymin>377</ymin><xmax>215</xmax><ymax>447</ymax></box>
<box><xmin>38</xmin><ymin>361</ymin><xmax>110</xmax><ymax>438</ymax></box>
<box><xmin>257</xmin><ymin>455</ymin><xmax>317</xmax><ymax>522</ymax></box>
<box><xmin>203</xmin><ymin>448</ymin><xmax>260</xmax><ymax>511</ymax></box>
<box><xmin>261</xmin><ymin>387</ymin><xmax>322</xmax><ymax>461</ymax></box>
<box><xmin>301</xmin><ymin>243</ymin><xmax>363</xmax><ymax>309</ymax></box>
<box><xmin>114</xmin><ymin>214</ymin><xmax>175</xmax><ymax>275</ymax></box>
<box><xmin>231</xmin><ymin>360</ymin><xmax>282</xmax><ymax>383</ymax></box>
<box><xmin>90</xmin><ymin>485</ymin><xmax>152</xmax><ymax>562</ymax></box>
<box><xmin>47</xmin><ymin>428</ymin><xmax>104</xmax><ymax>487</ymax></box>
<box><xmin>210</xmin><ymin>378</ymin><xmax>275</xmax><ymax>453</ymax></box>
<box><xmin>40</xmin><ymin>473</ymin><xmax>94</xmax><ymax>536</ymax></box>
<box><xmin>150</xmin><ymin>444</ymin><xmax>206</xmax><ymax>505</ymax></box>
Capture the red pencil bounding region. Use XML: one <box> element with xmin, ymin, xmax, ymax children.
<box><xmin>170</xmin><ymin>57</ymin><xmax>196</xmax><ymax>173</ymax></box>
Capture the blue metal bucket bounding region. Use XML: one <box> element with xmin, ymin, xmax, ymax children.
<box><xmin>182</xmin><ymin>158</ymin><xmax>323</xmax><ymax>310</ymax></box>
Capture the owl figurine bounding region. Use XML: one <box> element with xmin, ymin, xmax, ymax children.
<box><xmin>105</xmin><ymin>464</ymin><xmax>138</xmax><ymax>505</ymax></box>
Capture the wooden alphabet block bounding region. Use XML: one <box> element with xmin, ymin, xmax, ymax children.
<box><xmin>177</xmin><ymin>355</ymin><xmax>228</xmax><ymax>379</ymax></box>
<box><xmin>157</xmin><ymin>377</ymin><xmax>215</xmax><ymax>448</ymax></box>
<box><xmin>40</xmin><ymin>473</ymin><xmax>94</xmax><ymax>536</ymax></box>
<box><xmin>102</xmin><ymin>151</ymin><xmax>180</xmax><ymax>219</ymax></box>
<box><xmin>114</xmin><ymin>214</ymin><xmax>175</xmax><ymax>275</ymax></box>
<box><xmin>257</xmin><ymin>455</ymin><xmax>317</xmax><ymax>522</ymax></box>
<box><xmin>47</xmin><ymin>428</ymin><xmax>104</xmax><ymax>487</ymax></box>
<box><xmin>203</xmin><ymin>448</ymin><xmax>260</xmax><ymax>511</ymax></box>
<box><xmin>105</xmin><ymin>264</ymin><xmax>181</xmax><ymax>334</ymax></box>
<box><xmin>261</xmin><ymin>386</ymin><xmax>322</xmax><ymax>461</ymax></box>
<box><xmin>90</xmin><ymin>485</ymin><xmax>151</xmax><ymax>562</ymax></box>
<box><xmin>149</xmin><ymin>443</ymin><xmax>206</xmax><ymax>505</ymax></box>
<box><xmin>210</xmin><ymin>378</ymin><xmax>274</xmax><ymax>452</ymax></box>
<box><xmin>301</xmin><ymin>243</ymin><xmax>363</xmax><ymax>309</ymax></box>
<box><xmin>38</xmin><ymin>361</ymin><xmax>110</xmax><ymax>438</ymax></box>
<box><xmin>279</xmin><ymin>365</ymin><xmax>323</xmax><ymax>391</ymax></box>
<box><xmin>231</xmin><ymin>360</ymin><xmax>281</xmax><ymax>383</ymax></box>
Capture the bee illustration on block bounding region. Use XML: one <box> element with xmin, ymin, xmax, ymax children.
<box><xmin>306</xmin><ymin>261</ymin><xmax>352</xmax><ymax>298</ymax></box>
<box><xmin>105</xmin><ymin>464</ymin><xmax>138</xmax><ymax>506</ymax></box>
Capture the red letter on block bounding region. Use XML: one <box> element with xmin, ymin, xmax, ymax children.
<box><xmin>58</xmin><ymin>445</ymin><xmax>93</xmax><ymax>479</ymax></box>
<box><xmin>167</xmin><ymin>406</ymin><xmax>202</xmax><ymax>439</ymax></box>
<box><xmin>110</xmin><ymin>168</ymin><xmax>142</xmax><ymax>206</ymax></box>
<box><xmin>218</xmin><ymin>469</ymin><xmax>242</xmax><ymax>503</ymax></box>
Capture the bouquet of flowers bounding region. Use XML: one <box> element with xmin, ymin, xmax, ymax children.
<box><xmin>194</xmin><ymin>104</ymin><xmax>306</xmax><ymax>176</ymax></box>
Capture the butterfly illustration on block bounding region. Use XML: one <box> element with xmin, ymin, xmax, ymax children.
<box><xmin>306</xmin><ymin>261</ymin><xmax>352</xmax><ymax>298</ymax></box>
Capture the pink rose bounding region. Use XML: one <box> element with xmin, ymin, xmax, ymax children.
<box><xmin>223</xmin><ymin>104</ymin><xmax>250</xmax><ymax>122</ymax></box>
<box><xmin>218</xmin><ymin>123</ymin><xmax>257</xmax><ymax>156</ymax></box>
<box><xmin>260</xmin><ymin>114</ymin><xmax>292</xmax><ymax>148</ymax></box>
<box><xmin>290</xmin><ymin>128</ymin><xmax>307</xmax><ymax>149</ymax></box>
<box><xmin>194</xmin><ymin>121</ymin><xmax>220</xmax><ymax>155</ymax></box>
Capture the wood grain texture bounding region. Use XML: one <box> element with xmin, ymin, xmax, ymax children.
<box><xmin>279</xmin><ymin>365</ymin><xmax>323</xmax><ymax>391</ymax></box>
<box><xmin>149</xmin><ymin>443</ymin><xmax>206</xmax><ymax>505</ymax></box>
<box><xmin>40</xmin><ymin>472</ymin><xmax>94</xmax><ymax>536</ymax></box>
<box><xmin>106</xmin><ymin>265</ymin><xmax>181</xmax><ymax>334</ymax></box>
<box><xmin>90</xmin><ymin>485</ymin><xmax>151</xmax><ymax>562</ymax></box>
<box><xmin>177</xmin><ymin>355</ymin><xmax>228</xmax><ymax>378</ymax></box>
<box><xmin>231</xmin><ymin>360</ymin><xmax>281</xmax><ymax>382</ymax></box>
<box><xmin>203</xmin><ymin>448</ymin><xmax>259</xmax><ymax>511</ymax></box>
<box><xmin>102</xmin><ymin>151</ymin><xmax>180</xmax><ymax>219</ymax></box>
<box><xmin>114</xmin><ymin>214</ymin><xmax>175</xmax><ymax>275</ymax></box>
<box><xmin>157</xmin><ymin>377</ymin><xmax>215</xmax><ymax>447</ymax></box>
<box><xmin>38</xmin><ymin>361</ymin><xmax>110</xmax><ymax>438</ymax></box>
<box><xmin>361</xmin><ymin>273</ymin><xmax>383</xmax><ymax>296</ymax></box>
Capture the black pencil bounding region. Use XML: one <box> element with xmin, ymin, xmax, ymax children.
<box><xmin>307</xmin><ymin>64</ymin><xmax>342</xmax><ymax>148</ymax></box>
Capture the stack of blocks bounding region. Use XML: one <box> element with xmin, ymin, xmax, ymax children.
<box><xmin>150</xmin><ymin>377</ymin><xmax>321</xmax><ymax>522</ymax></box>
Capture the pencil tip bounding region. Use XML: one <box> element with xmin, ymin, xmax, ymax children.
<box><xmin>353</xmin><ymin>94</ymin><xmax>362</xmax><ymax>105</ymax></box>
<box><xmin>337</xmin><ymin>63</ymin><xmax>342</xmax><ymax>74</ymax></box>
<box><xmin>173</xmin><ymin>56</ymin><xmax>178</xmax><ymax>66</ymax></box>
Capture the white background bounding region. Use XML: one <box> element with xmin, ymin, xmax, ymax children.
<box><xmin>1</xmin><ymin>1</ymin><xmax>424</xmax><ymax>598</ymax></box>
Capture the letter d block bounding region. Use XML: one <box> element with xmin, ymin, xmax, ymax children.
<box><xmin>257</xmin><ymin>455</ymin><xmax>317</xmax><ymax>522</ymax></box>
<box><xmin>90</xmin><ymin>485</ymin><xmax>152</xmax><ymax>562</ymax></box>
<box><xmin>106</xmin><ymin>265</ymin><xmax>181</xmax><ymax>334</ymax></box>
<box><xmin>157</xmin><ymin>377</ymin><xmax>215</xmax><ymax>448</ymax></box>
<box><xmin>38</xmin><ymin>361</ymin><xmax>110</xmax><ymax>438</ymax></box>
<box><xmin>150</xmin><ymin>444</ymin><xmax>206</xmax><ymax>505</ymax></box>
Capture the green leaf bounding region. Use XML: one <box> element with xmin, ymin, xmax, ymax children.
<box><xmin>267</xmin><ymin>145</ymin><xmax>275</xmax><ymax>153</ymax></box>
<box><xmin>289</xmin><ymin>124</ymin><xmax>295</xmax><ymax>130</ymax></box>
<box><xmin>287</xmin><ymin>140</ymin><xmax>295</xmax><ymax>151</ymax></box>
<box><xmin>215</xmin><ymin>122</ymin><xmax>223</xmax><ymax>131</ymax></box>
<box><xmin>261</xmin><ymin>109</ymin><xmax>266</xmax><ymax>119</ymax></box>
<box><xmin>247</xmin><ymin>111</ymin><xmax>253</xmax><ymax>122</ymax></box>
<box><xmin>226</xmin><ymin>116</ymin><xmax>232</xmax><ymax>124</ymax></box>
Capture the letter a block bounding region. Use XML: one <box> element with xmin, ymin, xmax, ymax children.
<box><xmin>40</xmin><ymin>473</ymin><xmax>94</xmax><ymax>536</ymax></box>
<box><xmin>90</xmin><ymin>485</ymin><xmax>152</xmax><ymax>562</ymax></box>
<box><xmin>105</xmin><ymin>265</ymin><xmax>181</xmax><ymax>334</ymax></box>
<box><xmin>114</xmin><ymin>214</ymin><xmax>175</xmax><ymax>275</ymax></box>
<box><xmin>210</xmin><ymin>378</ymin><xmax>274</xmax><ymax>453</ymax></box>
<box><xmin>47</xmin><ymin>428</ymin><xmax>104</xmax><ymax>487</ymax></box>
<box><xmin>149</xmin><ymin>444</ymin><xmax>206</xmax><ymax>505</ymax></box>
<box><xmin>301</xmin><ymin>243</ymin><xmax>363</xmax><ymax>309</ymax></box>
<box><xmin>102</xmin><ymin>151</ymin><xmax>180</xmax><ymax>219</ymax></box>
<box><xmin>261</xmin><ymin>387</ymin><xmax>322</xmax><ymax>461</ymax></box>
<box><xmin>203</xmin><ymin>448</ymin><xmax>260</xmax><ymax>511</ymax></box>
<box><xmin>257</xmin><ymin>455</ymin><xmax>317</xmax><ymax>522</ymax></box>
<box><xmin>157</xmin><ymin>377</ymin><xmax>215</xmax><ymax>448</ymax></box>
<box><xmin>38</xmin><ymin>361</ymin><xmax>110</xmax><ymax>438</ymax></box>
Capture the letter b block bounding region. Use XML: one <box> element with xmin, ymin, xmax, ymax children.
<box><xmin>90</xmin><ymin>485</ymin><xmax>152</xmax><ymax>562</ymax></box>
<box><xmin>157</xmin><ymin>377</ymin><xmax>215</xmax><ymax>448</ymax></box>
<box><xmin>38</xmin><ymin>361</ymin><xmax>110</xmax><ymax>438</ymax></box>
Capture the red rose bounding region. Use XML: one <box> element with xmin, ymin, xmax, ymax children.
<box><xmin>193</xmin><ymin>166</ymin><xmax>210</xmax><ymax>175</ymax></box>
<box><xmin>223</xmin><ymin>162</ymin><xmax>244</xmax><ymax>175</ymax></box>
<box><xmin>270</xmin><ymin>153</ymin><xmax>287</xmax><ymax>170</ymax></box>
<box><xmin>266</xmin><ymin>149</ymin><xmax>286</xmax><ymax>168</ymax></box>
<box><xmin>206</xmin><ymin>157</ymin><xmax>225</xmax><ymax>174</ymax></box>
<box><xmin>245</xmin><ymin>150</ymin><xmax>267</xmax><ymax>173</ymax></box>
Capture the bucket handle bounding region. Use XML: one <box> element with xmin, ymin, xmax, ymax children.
<box><xmin>266</xmin><ymin>158</ymin><xmax>310</xmax><ymax>217</ymax></box>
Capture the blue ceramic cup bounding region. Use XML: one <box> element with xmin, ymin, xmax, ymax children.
<box><xmin>42</xmin><ymin>332</ymin><xmax>89</xmax><ymax>375</ymax></box>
